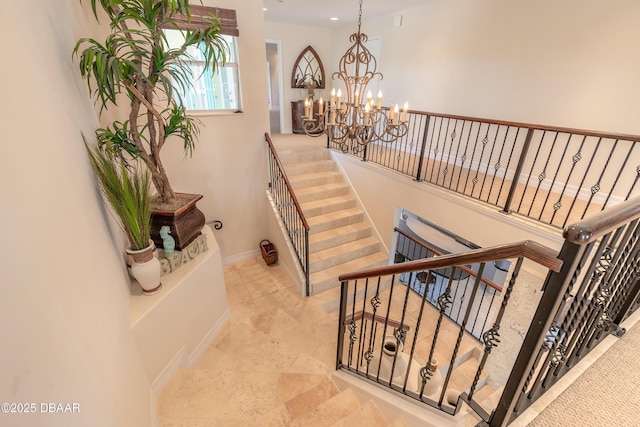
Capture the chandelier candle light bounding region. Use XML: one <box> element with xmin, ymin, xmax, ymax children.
<box><xmin>302</xmin><ymin>0</ymin><xmax>409</xmax><ymax>153</ymax></box>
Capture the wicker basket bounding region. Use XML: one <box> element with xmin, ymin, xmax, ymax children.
<box><xmin>260</xmin><ymin>239</ymin><xmax>278</xmax><ymax>266</ymax></box>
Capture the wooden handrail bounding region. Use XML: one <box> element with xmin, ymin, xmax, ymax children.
<box><xmin>264</xmin><ymin>132</ymin><xmax>310</xmax><ymax>231</ymax></box>
<box><xmin>406</xmin><ymin>109</ymin><xmax>640</xmax><ymax>142</ymax></box>
<box><xmin>395</xmin><ymin>227</ymin><xmax>445</xmax><ymax>256</ymax></box>
<box><xmin>339</xmin><ymin>240</ymin><xmax>562</xmax><ymax>282</ymax></box>
<box><xmin>394</xmin><ymin>227</ymin><xmax>504</xmax><ymax>292</ymax></box>
<box><xmin>563</xmin><ymin>195</ymin><xmax>640</xmax><ymax>245</ymax></box>
<box><xmin>345</xmin><ymin>311</ymin><xmax>410</xmax><ymax>332</ymax></box>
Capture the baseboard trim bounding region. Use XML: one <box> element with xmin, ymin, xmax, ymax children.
<box><xmin>223</xmin><ymin>249</ymin><xmax>261</xmax><ymax>265</ymax></box>
<box><xmin>149</xmin><ymin>308</ymin><xmax>231</xmax><ymax>427</ymax></box>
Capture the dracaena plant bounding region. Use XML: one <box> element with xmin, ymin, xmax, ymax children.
<box><xmin>85</xmin><ymin>143</ymin><xmax>152</xmax><ymax>250</ymax></box>
<box><xmin>74</xmin><ymin>0</ymin><xmax>228</xmax><ymax>203</ymax></box>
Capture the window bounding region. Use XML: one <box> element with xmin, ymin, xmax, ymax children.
<box><xmin>164</xmin><ymin>30</ymin><xmax>241</xmax><ymax>112</ymax></box>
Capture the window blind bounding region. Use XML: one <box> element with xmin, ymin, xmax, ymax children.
<box><xmin>168</xmin><ymin>5</ymin><xmax>239</xmax><ymax>37</ymax></box>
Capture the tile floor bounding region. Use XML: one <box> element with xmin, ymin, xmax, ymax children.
<box><xmin>157</xmin><ymin>257</ymin><xmax>346</xmax><ymax>426</ymax></box>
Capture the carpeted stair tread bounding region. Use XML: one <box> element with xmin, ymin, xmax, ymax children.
<box><xmin>307</xmin><ymin>208</ymin><xmax>364</xmax><ymax>233</ymax></box>
<box><xmin>309</xmin><ymin>236</ymin><xmax>381</xmax><ymax>273</ymax></box>
<box><xmin>295</xmin><ymin>182</ymin><xmax>350</xmax><ymax>203</ymax></box>
<box><xmin>289</xmin><ymin>170</ymin><xmax>344</xmax><ymax>189</ymax></box>
<box><xmin>309</xmin><ymin>222</ymin><xmax>373</xmax><ymax>253</ymax></box>
<box><xmin>301</xmin><ymin>194</ymin><xmax>357</xmax><ymax>218</ymax></box>
<box><xmin>310</xmin><ymin>251</ymin><xmax>389</xmax><ymax>294</ymax></box>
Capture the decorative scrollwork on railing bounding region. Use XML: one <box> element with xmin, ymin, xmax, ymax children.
<box><xmin>482</xmin><ymin>326</ymin><xmax>501</xmax><ymax>353</ymax></box>
<box><xmin>364</xmin><ymin>349</ymin><xmax>374</xmax><ymax>365</ymax></box>
<box><xmin>419</xmin><ymin>365</ymin><xmax>434</xmax><ymax>385</ymax></box>
<box><xmin>347</xmin><ymin>319</ymin><xmax>357</xmax><ymax>343</ymax></box>
<box><xmin>370</xmin><ymin>293</ymin><xmax>381</xmax><ymax>310</ymax></box>
<box><xmin>394</xmin><ymin>327</ymin><xmax>407</xmax><ymax>345</ymax></box>
<box><xmin>543</xmin><ymin>322</ymin><xmax>561</xmax><ymax>351</ymax></box>
<box><xmin>437</xmin><ymin>288</ymin><xmax>453</xmax><ymax>312</ymax></box>
<box><xmin>549</xmin><ymin>344</ymin><xmax>567</xmax><ymax>368</ymax></box>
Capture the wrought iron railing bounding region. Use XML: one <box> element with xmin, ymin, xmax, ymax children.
<box><xmin>265</xmin><ymin>133</ymin><xmax>311</xmax><ymax>295</ymax></box>
<box><xmin>394</xmin><ymin>227</ymin><xmax>504</xmax><ymax>341</ymax></box>
<box><xmin>336</xmin><ymin>195</ymin><xmax>640</xmax><ymax>425</ymax></box>
<box><xmin>493</xmin><ymin>194</ymin><xmax>640</xmax><ymax>426</ymax></box>
<box><xmin>329</xmin><ymin>111</ymin><xmax>640</xmax><ymax>229</ymax></box>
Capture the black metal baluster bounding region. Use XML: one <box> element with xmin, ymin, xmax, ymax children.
<box><xmin>503</xmin><ymin>128</ymin><xmax>534</xmax><ymax>215</ymax></box>
<box><xmin>462</xmin><ymin>122</ymin><xmax>484</xmax><ymax>196</ymax></box>
<box><xmin>480</xmin><ymin>125</ymin><xmax>502</xmax><ymax>203</ymax></box>
<box><xmin>486</xmin><ymin>126</ymin><xmax>512</xmax><ymax>206</ymax></box>
<box><xmin>517</xmin><ymin>130</ymin><xmax>546</xmax><ymax>214</ymax></box>
<box><xmin>415</xmin><ymin>115</ymin><xmax>431</xmax><ymax>182</ymax></box>
<box><xmin>495</xmin><ymin>127</ymin><xmax>521</xmax><ymax>208</ymax></box>
<box><xmin>527</xmin><ymin>131</ymin><xmax>558</xmax><ymax>218</ymax></box>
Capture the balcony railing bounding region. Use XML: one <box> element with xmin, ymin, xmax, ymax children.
<box><xmin>265</xmin><ymin>133</ymin><xmax>310</xmax><ymax>295</ymax></box>
<box><xmin>336</xmin><ymin>195</ymin><xmax>640</xmax><ymax>426</ymax></box>
<box><xmin>329</xmin><ymin>110</ymin><xmax>640</xmax><ymax>228</ymax></box>
<box><xmin>394</xmin><ymin>226</ymin><xmax>504</xmax><ymax>342</ymax></box>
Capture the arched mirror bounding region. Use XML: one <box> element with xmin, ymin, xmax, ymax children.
<box><xmin>291</xmin><ymin>46</ymin><xmax>325</xmax><ymax>90</ymax></box>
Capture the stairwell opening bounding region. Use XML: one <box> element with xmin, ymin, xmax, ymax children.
<box><xmin>393</xmin><ymin>208</ymin><xmax>511</xmax><ymax>341</ymax></box>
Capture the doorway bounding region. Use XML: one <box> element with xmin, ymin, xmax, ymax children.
<box><xmin>265</xmin><ymin>40</ymin><xmax>284</xmax><ymax>134</ymax></box>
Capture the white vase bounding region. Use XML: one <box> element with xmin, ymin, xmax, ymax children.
<box><xmin>126</xmin><ymin>242</ymin><xmax>162</xmax><ymax>295</ymax></box>
<box><xmin>445</xmin><ymin>388</ymin><xmax>461</xmax><ymax>407</ymax></box>
<box><xmin>377</xmin><ymin>336</ymin><xmax>408</xmax><ymax>382</ymax></box>
<box><xmin>422</xmin><ymin>357</ymin><xmax>443</xmax><ymax>397</ymax></box>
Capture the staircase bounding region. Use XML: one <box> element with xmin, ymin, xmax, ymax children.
<box><xmin>284</xmin><ymin>375</ymin><xmax>411</xmax><ymax>426</ymax></box>
<box><xmin>271</xmin><ymin>139</ymin><xmax>501</xmax><ymax>425</ymax></box>
<box><xmin>278</xmin><ymin>145</ymin><xmax>388</xmax><ymax>295</ymax></box>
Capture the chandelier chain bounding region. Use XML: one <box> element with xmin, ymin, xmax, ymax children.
<box><xmin>358</xmin><ymin>0</ymin><xmax>363</xmax><ymax>34</ymax></box>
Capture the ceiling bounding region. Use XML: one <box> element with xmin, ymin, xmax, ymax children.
<box><xmin>262</xmin><ymin>0</ymin><xmax>428</xmax><ymax>27</ymax></box>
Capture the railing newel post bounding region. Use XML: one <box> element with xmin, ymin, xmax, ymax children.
<box><xmin>488</xmin><ymin>241</ymin><xmax>584</xmax><ymax>427</ymax></box>
<box><xmin>336</xmin><ymin>280</ymin><xmax>349</xmax><ymax>370</ymax></box>
<box><xmin>501</xmin><ymin>128</ymin><xmax>534</xmax><ymax>215</ymax></box>
<box><xmin>415</xmin><ymin>115</ymin><xmax>431</xmax><ymax>182</ymax></box>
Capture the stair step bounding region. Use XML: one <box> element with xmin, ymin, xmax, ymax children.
<box><xmin>469</xmin><ymin>383</ymin><xmax>496</xmax><ymax>406</ymax></box>
<box><xmin>308</xmin><ymin>207</ymin><xmax>364</xmax><ymax>233</ymax></box>
<box><xmin>290</xmin><ymin>387</ymin><xmax>361</xmax><ymax>427</ymax></box>
<box><xmin>284</xmin><ymin>376</ymin><xmax>340</xmax><ymax>420</ymax></box>
<box><xmin>290</xmin><ymin>170</ymin><xmax>344</xmax><ymax>189</ymax></box>
<box><xmin>330</xmin><ymin>399</ymin><xmax>388</xmax><ymax>427</ymax></box>
<box><xmin>279</xmin><ymin>147</ymin><xmax>331</xmax><ymax>164</ymax></box>
<box><xmin>284</xmin><ymin>159</ymin><xmax>337</xmax><ymax>176</ymax></box>
<box><xmin>296</xmin><ymin>182</ymin><xmax>350</xmax><ymax>204</ymax></box>
<box><xmin>309</xmin><ymin>222</ymin><xmax>373</xmax><ymax>253</ymax></box>
<box><xmin>311</xmin><ymin>251</ymin><xmax>389</xmax><ymax>294</ymax></box>
<box><xmin>310</xmin><ymin>236</ymin><xmax>381</xmax><ymax>273</ymax></box>
<box><xmin>444</xmin><ymin>356</ymin><xmax>488</xmax><ymax>395</ymax></box>
<box><xmin>302</xmin><ymin>195</ymin><xmax>357</xmax><ymax>218</ymax></box>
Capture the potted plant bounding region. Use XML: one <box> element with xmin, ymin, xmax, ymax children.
<box><xmin>74</xmin><ymin>0</ymin><xmax>228</xmax><ymax>250</ymax></box>
<box><xmin>86</xmin><ymin>145</ymin><xmax>162</xmax><ymax>294</ymax></box>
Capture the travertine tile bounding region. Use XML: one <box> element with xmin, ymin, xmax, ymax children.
<box><xmin>158</xmin><ymin>416</ymin><xmax>219</xmax><ymax>426</ymax></box>
<box><xmin>285</xmin><ymin>376</ymin><xmax>339</xmax><ymax>419</ymax></box>
<box><xmin>274</xmin><ymin>373</ymin><xmax>330</xmax><ymax>405</ymax></box>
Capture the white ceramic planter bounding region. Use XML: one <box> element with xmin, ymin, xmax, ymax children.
<box><xmin>422</xmin><ymin>357</ymin><xmax>443</xmax><ymax>396</ymax></box>
<box><xmin>126</xmin><ymin>243</ymin><xmax>162</xmax><ymax>295</ymax></box>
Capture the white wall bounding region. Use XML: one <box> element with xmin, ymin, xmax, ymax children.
<box><xmin>137</xmin><ymin>0</ymin><xmax>271</xmax><ymax>262</ymax></box>
<box><xmin>0</xmin><ymin>1</ymin><xmax>151</xmax><ymax>426</ymax></box>
<box><xmin>330</xmin><ymin>0</ymin><xmax>640</xmax><ymax>135</ymax></box>
<box><xmin>333</xmin><ymin>154</ymin><xmax>563</xmax><ymax>277</ymax></box>
<box><xmin>264</xmin><ymin>21</ymin><xmax>334</xmax><ymax>133</ymax></box>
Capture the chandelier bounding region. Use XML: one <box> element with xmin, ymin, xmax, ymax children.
<box><xmin>302</xmin><ymin>0</ymin><xmax>409</xmax><ymax>153</ymax></box>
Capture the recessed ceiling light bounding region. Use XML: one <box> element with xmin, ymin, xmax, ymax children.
<box><xmin>263</xmin><ymin>8</ymin><xmax>267</xmax><ymax>11</ymax></box>
<box><xmin>330</xmin><ymin>17</ymin><xmax>339</xmax><ymax>21</ymax></box>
